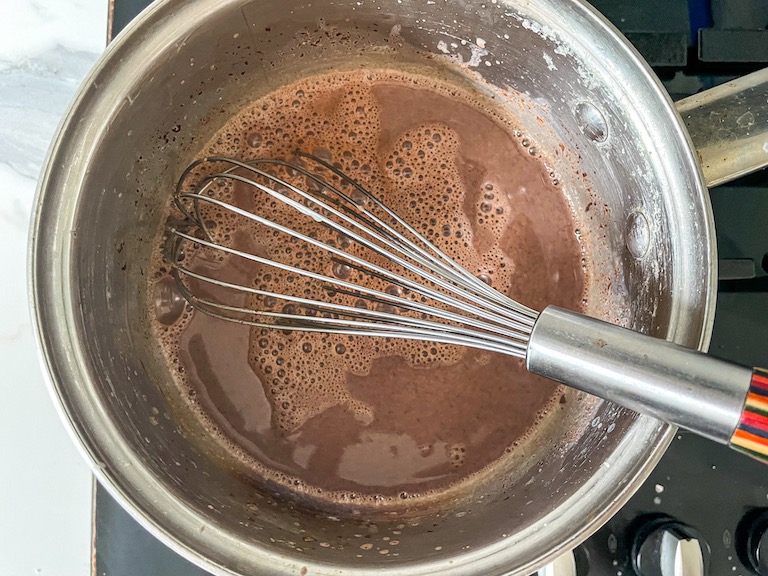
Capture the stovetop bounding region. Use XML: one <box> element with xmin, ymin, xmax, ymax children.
<box><xmin>95</xmin><ymin>1</ymin><xmax>768</xmax><ymax>575</ymax></box>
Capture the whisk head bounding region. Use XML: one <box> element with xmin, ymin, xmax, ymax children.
<box><xmin>165</xmin><ymin>152</ymin><xmax>537</xmax><ymax>358</ymax></box>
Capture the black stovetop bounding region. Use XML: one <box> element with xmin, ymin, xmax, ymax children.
<box><xmin>95</xmin><ymin>1</ymin><xmax>768</xmax><ymax>575</ymax></box>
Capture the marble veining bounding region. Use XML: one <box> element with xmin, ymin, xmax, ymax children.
<box><xmin>0</xmin><ymin>1</ymin><xmax>107</xmax><ymax>574</ymax></box>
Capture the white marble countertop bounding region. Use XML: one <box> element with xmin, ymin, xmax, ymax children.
<box><xmin>0</xmin><ymin>1</ymin><xmax>107</xmax><ymax>574</ymax></box>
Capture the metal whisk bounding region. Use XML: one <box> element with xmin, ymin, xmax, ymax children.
<box><xmin>165</xmin><ymin>152</ymin><xmax>768</xmax><ymax>464</ymax></box>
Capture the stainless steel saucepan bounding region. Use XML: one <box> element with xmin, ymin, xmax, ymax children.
<box><xmin>30</xmin><ymin>0</ymin><xmax>768</xmax><ymax>574</ymax></box>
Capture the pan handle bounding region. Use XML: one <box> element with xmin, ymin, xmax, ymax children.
<box><xmin>526</xmin><ymin>306</ymin><xmax>768</xmax><ymax>465</ymax></box>
<box><xmin>675</xmin><ymin>67</ymin><xmax>768</xmax><ymax>188</ymax></box>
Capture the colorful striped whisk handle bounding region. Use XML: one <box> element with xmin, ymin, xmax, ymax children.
<box><xmin>730</xmin><ymin>369</ymin><xmax>768</xmax><ymax>463</ymax></box>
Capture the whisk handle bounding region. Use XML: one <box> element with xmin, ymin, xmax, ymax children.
<box><xmin>526</xmin><ymin>306</ymin><xmax>768</xmax><ymax>464</ymax></box>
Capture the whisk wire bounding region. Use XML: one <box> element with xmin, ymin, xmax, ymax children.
<box><xmin>184</xmin><ymin>155</ymin><xmax>536</xmax><ymax>323</ymax></box>
<box><xmin>167</xmin><ymin>154</ymin><xmax>538</xmax><ymax>356</ymax></box>
<box><xmin>173</xmin><ymin>267</ymin><xmax>528</xmax><ymax>357</ymax></box>
<box><xmin>174</xmin><ymin>188</ymin><xmax>535</xmax><ymax>337</ymax></box>
<box><xmin>171</xmin><ymin>227</ymin><xmax>533</xmax><ymax>344</ymax></box>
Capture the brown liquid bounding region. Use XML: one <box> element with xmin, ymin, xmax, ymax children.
<box><xmin>151</xmin><ymin>68</ymin><xmax>586</xmax><ymax>510</ymax></box>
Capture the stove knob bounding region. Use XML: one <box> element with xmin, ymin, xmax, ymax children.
<box><xmin>753</xmin><ymin>532</ymin><xmax>768</xmax><ymax>576</ymax></box>
<box><xmin>534</xmin><ymin>550</ymin><xmax>577</xmax><ymax>576</ymax></box>
<box><xmin>737</xmin><ymin>509</ymin><xmax>768</xmax><ymax>575</ymax></box>
<box><xmin>633</xmin><ymin>518</ymin><xmax>709</xmax><ymax>576</ymax></box>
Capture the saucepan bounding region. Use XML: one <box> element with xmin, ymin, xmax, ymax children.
<box><xmin>30</xmin><ymin>0</ymin><xmax>768</xmax><ymax>574</ymax></box>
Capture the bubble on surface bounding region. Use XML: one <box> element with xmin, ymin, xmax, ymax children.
<box><xmin>332</xmin><ymin>261</ymin><xmax>352</xmax><ymax>279</ymax></box>
<box><xmin>625</xmin><ymin>210</ymin><xmax>650</xmax><ymax>259</ymax></box>
<box><xmin>246</xmin><ymin>132</ymin><xmax>263</xmax><ymax>148</ymax></box>
<box><xmin>152</xmin><ymin>276</ymin><xmax>186</xmax><ymax>325</ymax></box>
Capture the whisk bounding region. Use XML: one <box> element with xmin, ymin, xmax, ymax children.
<box><xmin>165</xmin><ymin>152</ymin><xmax>768</xmax><ymax>464</ymax></box>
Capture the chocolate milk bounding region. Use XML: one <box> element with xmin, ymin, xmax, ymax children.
<box><xmin>151</xmin><ymin>68</ymin><xmax>587</xmax><ymax>511</ymax></box>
